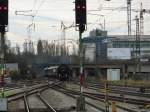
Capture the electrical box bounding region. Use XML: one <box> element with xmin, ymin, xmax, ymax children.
<box><xmin>107</xmin><ymin>69</ymin><xmax>120</xmax><ymax>81</ymax></box>
<box><xmin>0</xmin><ymin>98</ymin><xmax>7</xmax><ymax>111</ymax></box>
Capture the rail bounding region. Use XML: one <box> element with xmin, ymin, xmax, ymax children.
<box><xmin>37</xmin><ymin>93</ymin><xmax>57</xmax><ymax>112</ymax></box>
<box><xmin>51</xmin><ymin>85</ymin><xmax>140</xmax><ymax>112</ymax></box>
<box><xmin>24</xmin><ymin>94</ymin><xmax>30</xmax><ymax>112</ymax></box>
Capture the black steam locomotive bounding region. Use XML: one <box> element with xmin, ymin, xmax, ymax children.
<box><xmin>44</xmin><ymin>64</ymin><xmax>72</xmax><ymax>81</ymax></box>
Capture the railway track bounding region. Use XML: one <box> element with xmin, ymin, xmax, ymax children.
<box><xmin>8</xmin><ymin>80</ymin><xmax>61</xmax><ymax>112</ymax></box>
<box><xmin>82</xmin><ymin>80</ymin><xmax>150</xmax><ymax>89</ymax></box>
<box><xmin>73</xmin><ymin>82</ymin><xmax>150</xmax><ymax>105</ymax></box>
<box><xmin>10</xmin><ymin>92</ymin><xmax>57</xmax><ymax>112</ymax></box>
<box><xmin>72</xmin><ymin>79</ymin><xmax>150</xmax><ymax>90</ymax></box>
<box><xmin>24</xmin><ymin>94</ymin><xmax>30</xmax><ymax>112</ymax></box>
<box><xmin>74</xmin><ymin>81</ymin><xmax>150</xmax><ymax>99</ymax></box>
<box><xmin>7</xmin><ymin>80</ymin><xmax>149</xmax><ymax>112</ymax></box>
<box><xmin>23</xmin><ymin>93</ymin><xmax>57</xmax><ymax>112</ymax></box>
<box><xmin>86</xmin><ymin>81</ymin><xmax>150</xmax><ymax>93</ymax></box>
<box><xmin>50</xmin><ymin>85</ymin><xmax>105</xmax><ymax>112</ymax></box>
<box><xmin>1</xmin><ymin>79</ymin><xmax>49</xmax><ymax>94</ymax></box>
<box><xmin>50</xmin><ymin>84</ymin><xmax>140</xmax><ymax>112</ymax></box>
<box><xmin>7</xmin><ymin>81</ymin><xmax>61</xmax><ymax>102</ymax></box>
<box><xmin>84</xmin><ymin>91</ymin><xmax>149</xmax><ymax>105</ymax></box>
<box><xmin>37</xmin><ymin>93</ymin><xmax>57</xmax><ymax>112</ymax></box>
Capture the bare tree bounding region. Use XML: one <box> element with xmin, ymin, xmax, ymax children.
<box><xmin>37</xmin><ymin>39</ymin><xmax>43</xmax><ymax>55</ymax></box>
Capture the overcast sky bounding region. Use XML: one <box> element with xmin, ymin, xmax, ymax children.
<box><xmin>7</xmin><ymin>0</ymin><xmax>150</xmax><ymax>46</ymax></box>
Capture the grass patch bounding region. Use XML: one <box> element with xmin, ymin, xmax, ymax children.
<box><xmin>75</xmin><ymin>76</ymin><xmax>150</xmax><ymax>87</ymax></box>
<box><xmin>85</xmin><ymin>76</ymin><xmax>150</xmax><ymax>87</ymax></box>
<box><xmin>101</xmin><ymin>80</ymin><xmax>150</xmax><ymax>87</ymax></box>
<box><xmin>0</xmin><ymin>90</ymin><xmax>16</xmax><ymax>98</ymax></box>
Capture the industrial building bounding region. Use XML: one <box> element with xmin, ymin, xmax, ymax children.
<box><xmin>83</xmin><ymin>29</ymin><xmax>150</xmax><ymax>61</ymax></box>
<box><xmin>82</xmin><ymin>29</ymin><xmax>150</xmax><ymax>80</ymax></box>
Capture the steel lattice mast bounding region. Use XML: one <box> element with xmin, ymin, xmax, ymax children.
<box><xmin>140</xmin><ymin>3</ymin><xmax>144</xmax><ymax>35</ymax></box>
<box><xmin>127</xmin><ymin>0</ymin><xmax>132</xmax><ymax>35</ymax></box>
<box><xmin>135</xmin><ymin>16</ymin><xmax>141</xmax><ymax>74</ymax></box>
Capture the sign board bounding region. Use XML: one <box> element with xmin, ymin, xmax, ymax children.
<box><xmin>107</xmin><ymin>69</ymin><xmax>120</xmax><ymax>81</ymax></box>
<box><xmin>5</xmin><ymin>63</ymin><xmax>19</xmax><ymax>71</ymax></box>
<box><xmin>0</xmin><ymin>98</ymin><xmax>7</xmax><ymax>111</ymax></box>
<box><xmin>107</xmin><ymin>48</ymin><xmax>131</xmax><ymax>60</ymax></box>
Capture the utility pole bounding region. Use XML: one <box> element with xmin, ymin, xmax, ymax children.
<box><xmin>0</xmin><ymin>29</ymin><xmax>5</xmax><ymax>97</ymax></box>
<box><xmin>135</xmin><ymin>16</ymin><xmax>141</xmax><ymax>78</ymax></box>
<box><xmin>105</xmin><ymin>83</ymin><xmax>109</xmax><ymax>112</ymax></box>
<box><xmin>76</xmin><ymin>24</ymin><xmax>86</xmax><ymax>112</ymax></box>
<box><xmin>139</xmin><ymin>3</ymin><xmax>150</xmax><ymax>35</ymax></box>
<box><xmin>61</xmin><ymin>22</ymin><xmax>66</xmax><ymax>56</ymax></box>
<box><xmin>16</xmin><ymin>10</ymin><xmax>35</xmax><ymax>55</ymax></box>
<box><xmin>75</xmin><ymin>0</ymin><xmax>87</xmax><ymax>111</ymax></box>
<box><xmin>61</xmin><ymin>22</ymin><xmax>74</xmax><ymax>56</ymax></box>
<box><xmin>98</xmin><ymin>0</ymin><xmax>132</xmax><ymax>35</ymax></box>
<box><xmin>0</xmin><ymin>0</ymin><xmax>8</xmax><ymax>111</ymax></box>
<box><xmin>140</xmin><ymin>3</ymin><xmax>144</xmax><ymax>35</ymax></box>
<box><xmin>0</xmin><ymin>0</ymin><xmax>8</xmax><ymax>97</ymax></box>
<box><xmin>127</xmin><ymin>0</ymin><xmax>132</xmax><ymax>36</ymax></box>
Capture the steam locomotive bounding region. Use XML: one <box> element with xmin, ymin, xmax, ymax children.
<box><xmin>44</xmin><ymin>64</ymin><xmax>72</xmax><ymax>81</ymax></box>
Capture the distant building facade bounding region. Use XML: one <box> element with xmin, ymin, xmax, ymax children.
<box><xmin>82</xmin><ymin>29</ymin><xmax>150</xmax><ymax>80</ymax></box>
<box><xmin>82</xmin><ymin>29</ymin><xmax>111</xmax><ymax>62</ymax></box>
<box><xmin>82</xmin><ymin>29</ymin><xmax>150</xmax><ymax>63</ymax></box>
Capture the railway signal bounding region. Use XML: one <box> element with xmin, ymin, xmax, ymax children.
<box><xmin>75</xmin><ymin>0</ymin><xmax>87</xmax><ymax>33</ymax></box>
<box><xmin>75</xmin><ymin>0</ymin><xmax>86</xmax><ymax>25</ymax></box>
<box><xmin>105</xmin><ymin>83</ymin><xmax>109</xmax><ymax>112</ymax></box>
<box><xmin>75</xmin><ymin>0</ymin><xmax>87</xmax><ymax>111</ymax></box>
<box><xmin>0</xmin><ymin>0</ymin><xmax>9</xmax><ymax>102</ymax></box>
<box><xmin>0</xmin><ymin>0</ymin><xmax>8</xmax><ymax>26</ymax></box>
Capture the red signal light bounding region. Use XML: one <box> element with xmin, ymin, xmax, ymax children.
<box><xmin>77</xmin><ymin>5</ymin><xmax>80</xmax><ymax>9</ymax></box>
<box><xmin>82</xmin><ymin>6</ymin><xmax>86</xmax><ymax>9</ymax></box>
<box><xmin>0</xmin><ymin>6</ymin><xmax>8</xmax><ymax>11</ymax></box>
<box><xmin>4</xmin><ymin>6</ymin><xmax>7</xmax><ymax>10</ymax></box>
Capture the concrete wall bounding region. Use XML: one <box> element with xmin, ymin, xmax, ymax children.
<box><xmin>128</xmin><ymin>65</ymin><xmax>150</xmax><ymax>72</ymax></box>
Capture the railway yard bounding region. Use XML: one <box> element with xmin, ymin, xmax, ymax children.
<box><xmin>1</xmin><ymin>0</ymin><xmax>150</xmax><ymax>112</ymax></box>
<box><xmin>0</xmin><ymin>79</ymin><xmax>149</xmax><ymax>112</ymax></box>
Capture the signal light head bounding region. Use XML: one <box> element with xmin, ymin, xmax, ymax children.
<box><xmin>77</xmin><ymin>5</ymin><xmax>80</xmax><ymax>9</ymax></box>
<box><xmin>4</xmin><ymin>6</ymin><xmax>7</xmax><ymax>10</ymax></box>
<box><xmin>82</xmin><ymin>6</ymin><xmax>86</xmax><ymax>9</ymax></box>
<box><xmin>75</xmin><ymin>0</ymin><xmax>87</xmax><ymax>25</ymax></box>
<box><xmin>0</xmin><ymin>6</ymin><xmax>8</xmax><ymax>11</ymax></box>
<box><xmin>0</xmin><ymin>0</ymin><xmax>8</xmax><ymax>26</ymax></box>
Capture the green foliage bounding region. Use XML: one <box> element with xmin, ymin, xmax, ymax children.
<box><xmin>0</xmin><ymin>91</ymin><xmax>16</xmax><ymax>98</ymax></box>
